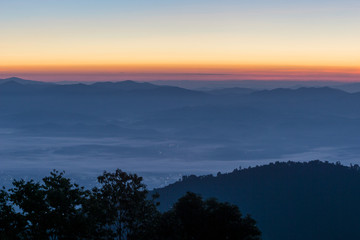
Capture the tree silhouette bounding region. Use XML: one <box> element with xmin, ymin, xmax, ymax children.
<box><xmin>0</xmin><ymin>170</ymin><xmax>261</xmax><ymax>240</ymax></box>
<box><xmin>8</xmin><ymin>170</ymin><xmax>90</xmax><ymax>239</ymax></box>
<box><xmin>0</xmin><ymin>188</ymin><xmax>26</xmax><ymax>239</ymax></box>
<box><xmin>86</xmin><ymin>169</ymin><xmax>159</xmax><ymax>240</ymax></box>
<box><xmin>156</xmin><ymin>192</ymin><xmax>261</xmax><ymax>240</ymax></box>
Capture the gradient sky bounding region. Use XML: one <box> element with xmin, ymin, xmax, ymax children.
<box><xmin>1</xmin><ymin>0</ymin><xmax>360</xmax><ymax>81</ymax></box>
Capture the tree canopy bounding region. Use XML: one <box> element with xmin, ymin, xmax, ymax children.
<box><xmin>0</xmin><ymin>169</ymin><xmax>261</xmax><ymax>240</ymax></box>
<box><xmin>155</xmin><ymin>192</ymin><xmax>261</xmax><ymax>240</ymax></box>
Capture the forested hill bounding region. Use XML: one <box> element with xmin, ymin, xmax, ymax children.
<box><xmin>154</xmin><ymin>161</ymin><xmax>360</xmax><ymax>240</ymax></box>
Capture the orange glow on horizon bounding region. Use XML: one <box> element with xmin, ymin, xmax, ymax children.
<box><xmin>1</xmin><ymin>64</ymin><xmax>359</xmax><ymax>82</ymax></box>
<box><xmin>2</xmin><ymin>0</ymin><xmax>359</xmax><ymax>82</ymax></box>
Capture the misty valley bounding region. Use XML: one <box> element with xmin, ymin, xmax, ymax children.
<box><xmin>1</xmin><ymin>78</ymin><xmax>360</xmax><ymax>189</ymax></box>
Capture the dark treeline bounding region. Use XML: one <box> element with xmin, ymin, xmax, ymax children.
<box><xmin>155</xmin><ymin>160</ymin><xmax>360</xmax><ymax>240</ymax></box>
<box><xmin>0</xmin><ymin>169</ymin><xmax>261</xmax><ymax>240</ymax></box>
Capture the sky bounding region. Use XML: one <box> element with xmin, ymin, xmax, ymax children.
<box><xmin>1</xmin><ymin>0</ymin><xmax>360</xmax><ymax>81</ymax></box>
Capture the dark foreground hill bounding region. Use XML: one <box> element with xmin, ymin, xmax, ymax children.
<box><xmin>154</xmin><ymin>161</ymin><xmax>360</xmax><ymax>240</ymax></box>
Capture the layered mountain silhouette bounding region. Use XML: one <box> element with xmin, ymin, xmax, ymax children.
<box><xmin>0</xmin><ymin>78</ymin><xmax>206</xmax><ymax>96</ymax></box>
<box><xmin>0</xmin><ymin>77</ymin><xmax>50</xmax><ymax>85</ymax></box>
<box><xmin>335</xmin><ymin>82</ymin><xmax>360</xmax><ymax>93</ymax></box>
<box><xmin>2</xmin><ymin>78</ymin><xmax>360</xmax><ymax>161</ymax></box>
<box><xmin>207</xmin><ymin>87</ymin><xmax>255</xmax><ymax>96</ymax></box>
<box><xmin>154</xmin><ymin>161</ymin><xmax>360</xmax><ymax>240</ymax></box>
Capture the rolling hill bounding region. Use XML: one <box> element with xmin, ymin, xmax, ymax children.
<box><xmin>154</xmin><ymin>161</ymin><xmax>360</xmax><ymax>240</ymax></box>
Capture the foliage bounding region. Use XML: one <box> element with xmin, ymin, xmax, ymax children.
<box><xmin>87</xmin><ymin>169</ymin><xmax>160</xmax><ymax>240</ymax></box>
<box><xmin>156</xmin><ymin>192</ymin><xmax>261</xmax><ymax>240</ymax></box>
<box><xmin>3</xmin><ymin>170</ymin><xmax>91</xmax><ymax>239</ymax></box>
<box><xmin>0</xmin><ymin>169</ymin><xmax>259</xmax><ymax>240</ymax></box>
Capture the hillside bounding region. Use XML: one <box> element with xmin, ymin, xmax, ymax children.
<box><xmin>154</xmin><ymin>161</ymin><xmax>360</xmax><ymax>240</ymax></box>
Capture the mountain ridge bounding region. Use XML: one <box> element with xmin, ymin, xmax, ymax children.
<box><xmin>154</xmin><ymin>160</ymin><xmax>360</xmax><ymax>240</ymax></box>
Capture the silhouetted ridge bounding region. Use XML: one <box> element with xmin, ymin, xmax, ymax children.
<box><xmin>154</xmin><ymin>160</ymin><xmax>360</xmax><ymax>240</ymax></box>
<box><xmin>0</xmin><ymin>80</ymin><xmax>24</xmax><ymax>88</ymax></box>
<box><xmin>4</xmin><ymin>77</ymin><xmax>25</xmax><ymax>82</ymax></box>
<box><xmin>335</xmin><ymin>82</ymin><xmax>360</xmax><ymax>93</ymax></box>
<box><xmin>252</xmin><ymin>87</ymin><xmax>349</xmax><ymax>98</ymax></box>
<box><xmin>207</xmin><ymin>87</ymin><xmax>255</xmax><ymax>96</ymax></box>
<box><xmin>0</xmin><ymin>80</ymin><xmax>206</xmax><ymax>96</ymax></box>
<box><xmin>45</xmin><ymin>83</ymin><xmax>93</xmax><ymax>93</ymax></box>
<box><xmin>92</xmin><ymin>80</ymin><xmax>158</xmax><ymax>91</ymax></box>
<box><xmin>0</xmin><ymin>77</ymin><xmax>50</xmax><ymax>85</ymax></box>
<box><xmin>146</xmin><ymin>85</ymin><xmax>206</xmax><ymax>96</ymax></box>
<box><xmin>0</xmin><ymin>80</ymin><xmax>45</xmax><ymax>93</ymax></box>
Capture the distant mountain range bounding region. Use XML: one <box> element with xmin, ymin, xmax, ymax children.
<box><xmin>2</xmin><ymin>77</ymin><xmax>360</xmax><ymax>92</ymax></box>
<box><xmin>0</xmin><ymin>78</ymin><xmax>206</xmax><ymax>96</ymax></box>
<box><xmin>0</xmin><ymin>77</ymin><xmax>50</xmax><ymax>85</ymax></box>
<box><xmin>150</xmin><ymin>79</ymin><xmax>360</xmax><ymax>90</ymax></box>
<box><xmin>154</xmin><ymin>161</ymin><xmax>360</xmax><ymax>240</ymax></box>
<box><xmin>2</xmin><ymin>77</ymin><xmax>360</xmax><ymax>164</ymax></box>
<box><xmin>335</xmin><ymin>82</ymin><xmax>360</xmax><ymax>93</ymax></box>
<box><xmin>206</xmin><ymin>87</ymin><xmax>255</xmax><ymax>96</ymax></box>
